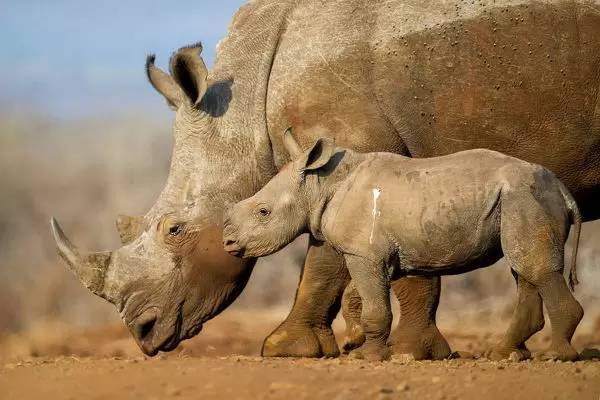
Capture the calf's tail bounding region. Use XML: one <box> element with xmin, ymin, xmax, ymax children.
<box><xmin>557</xmin><ymin>181</ymin><xmax>582</xmax><ymax>291</ymax></box>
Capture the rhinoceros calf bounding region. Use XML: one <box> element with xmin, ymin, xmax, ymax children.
<box><xmin>223</xmin><ymin>130</ymin><xmax>583</xmax><ymax>361</ymax></box>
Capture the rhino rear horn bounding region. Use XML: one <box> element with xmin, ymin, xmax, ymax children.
<box><xmin>169</xmin><ymin>42</ymin><xmax>209</xmax><ymax>107</ymax></box>
<box><xmin>50</xmin><ymin>218</ymin><xmax>112</xmax><ymax>300</ymax></box>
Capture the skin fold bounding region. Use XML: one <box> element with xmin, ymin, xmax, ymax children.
<box><xmin>224</xmin><ymin>133</ymin><xmax>583</xmax><ymax>361</ymax></box>
<box><xmin>51</xmin><ymin>0</ymin><xmax>599</xmax><ymax>358</ymax></box>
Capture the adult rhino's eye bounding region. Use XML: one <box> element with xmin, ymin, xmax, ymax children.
<box><xmin>169</xmin><ymin>225</ymin><xmax>182</xmax><ymax>236</ymax></box>
<box><xmin>258</xmin><ymin>208</ymin><xmax>271</xmax><ymax>217</ymax></box>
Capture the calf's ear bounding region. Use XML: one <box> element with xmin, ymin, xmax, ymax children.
<box><xmin>302</xmin><ymin>137</ymin><xmax>335</xmax><ymax>172</ymax></box>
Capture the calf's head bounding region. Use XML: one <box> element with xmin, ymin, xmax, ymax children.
<box><xmin>223</xmin><ymin>131</ymin><xmax>336</xmax><ymax>258</ymax></box>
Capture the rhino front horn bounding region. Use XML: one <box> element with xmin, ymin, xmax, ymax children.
<box><xmin>50</xmin><ymin>217</ymin><xmax>112</xmax><ymax>300</ymax></box>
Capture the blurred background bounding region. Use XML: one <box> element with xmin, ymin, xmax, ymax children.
<box><xmin>1</xmin><ymin>0</ymin><xmax>599</xmax><ymax>360</ymax></box>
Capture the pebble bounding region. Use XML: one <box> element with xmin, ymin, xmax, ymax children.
<box><xmin>379</xmin><ymin>386</ymin><xmax>394</xmax><ymax>394</ymax></box>
<box><xmin>508</xmin><ymin>352</ymin><xmax>522</xmax><ymax>363</ymax></box>
<box><xmin>165</xmin><ymin>386</ymin><xmax>181</xmax><ymax>396</ymax></box>
<box><xmin>391</xmin><ymin>353</ymin><xmax>415</xmax><ymax>364</ymax></box>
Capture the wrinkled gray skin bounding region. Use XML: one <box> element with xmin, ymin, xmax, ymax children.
<box><xmin>52</xmin><ymin>0</ymin><xmax>600</xmax><ymax>358</ymax></box>
<box><xmin>224</xmin><ymin>134</ymin><xmax>584</xmax><ymax>361</ymax></box>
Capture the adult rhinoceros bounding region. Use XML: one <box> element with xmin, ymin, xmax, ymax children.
<box><xmin>51</xmin><ymin>0</ymin><xmax>600</xmax><ymax>359</ymax></box>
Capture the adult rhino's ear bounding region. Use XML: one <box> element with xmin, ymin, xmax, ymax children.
<box><xmin>169</xmin><ymin>42</ymin><xmax>209</xmax><ymax>107</ymax></box>
<box><xmin>283</xmin><ymin>128</ymin><xmax>302</xmax><ymax>158</ymax></box>
<box><xmin>146</xmin><ymin>54</ymin><xmax>183</xmax><ymax>110</ymax></box>
<box><xmin>302</xmin><ymin>137</ymin><xmax>336</xmax><ymax>172</ymax></box>
<box><xmin>115</xmin><ymin>214</ymin><xmax>145</xmax><ymax>245</ymax></box>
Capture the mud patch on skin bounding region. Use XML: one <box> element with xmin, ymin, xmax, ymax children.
<box><xmin>264</xmin><ymin>331</ymin><xmax>289</xmax><ymax>346</ymax></box>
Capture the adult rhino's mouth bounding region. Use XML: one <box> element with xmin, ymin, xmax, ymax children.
<box><xmin>155</xmin><ymin>311</ymin><xmax>184</xmax><ymax>353</ymax></box>
<box><xmin>129</xmin><ymin>306</ymin><xmax>186</xmax><ymax>356</ymax></box>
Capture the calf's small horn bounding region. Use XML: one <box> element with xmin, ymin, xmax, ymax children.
<box><xmin>50</xmin><ymin>217</ymin><xmax>112</xmax><ymax>300</ymax></box>
<box><xmin>283</xmin><ymin>128</ymin><xmax>302</xmax><ymax>158</ymax></box>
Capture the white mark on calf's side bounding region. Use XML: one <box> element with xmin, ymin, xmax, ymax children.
<box><xmin>370</xmin><ymin>188</ymin><xmax>382</xmax><ymax>245</ymax></box>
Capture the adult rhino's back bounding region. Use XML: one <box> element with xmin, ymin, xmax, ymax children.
<box><xmin>265</xmin><ymin>0</ymin><xmax>600</xmax><ymax>219</ymax></box>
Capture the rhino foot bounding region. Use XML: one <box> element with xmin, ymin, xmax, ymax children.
<box><xmin>261</xmin><ymin>322</ymin><xmax>340</xmax><ymax>358</ymax></box>
<box><xmin>389</xmin><ymin>323</ymin><xmax>451</xmax><ymax>360</ymax></box>
<box><xmin>534</xmin><ymin>344</ymin><xmax>579</xmax><ymax>362</ymax></box>
<box><xmin>348</xmin><ymin>343</ymin><xmax>391</xmax><ymax>362</ymax></box>
<box><xmin>486</xmin><ymin>343</ymin><xmax>531</xmax><ymax>361</ymax></box>
<box><xmin>342</xmin><ymin>324</ymin><xmax>365</xmax><ymax>353</ymax></box>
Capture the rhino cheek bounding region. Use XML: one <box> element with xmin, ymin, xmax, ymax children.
<box><xmin>182</xmin><ymin>224</ymin><xmax>255</xmax><ymax>320</ymax></box>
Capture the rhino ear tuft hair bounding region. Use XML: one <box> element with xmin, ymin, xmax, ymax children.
<box><xmin>169</xmin><ymin>43</ymin><xmax>209</xmax><ymax>107</ymax></box>
<box><xmin>283</xmin><ymin>128</ymin><xmax>303</xmax><ymax>159</ymax></box>
<box><xmin>302</xmin><ymin>137</ymin><xmax>336</xmax><ymax>172</ymax></box>
<box><xmin>145</xmin><ymin>54</ymin><xmax>183</xmax><ymax>110</ymax></box>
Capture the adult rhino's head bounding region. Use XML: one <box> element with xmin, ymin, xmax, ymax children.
<box><xmin>51</xmin><ymin>43</ymin><xmax>273</xmax><ymax>356</ymax></box>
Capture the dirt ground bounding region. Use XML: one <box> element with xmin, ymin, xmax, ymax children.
<box><xmin>1</xmin><ymin>311</ymin><xmax>600</xmax><ymax>400</ymax></box>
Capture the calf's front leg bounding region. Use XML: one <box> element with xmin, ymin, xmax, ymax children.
<box><xmin>344</xmin><ymin>254</ymin><xmax>392</xmax><ymax>361</ymax></box>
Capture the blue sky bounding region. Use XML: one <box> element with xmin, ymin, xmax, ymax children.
<box><xmin>0</xmin><ymin>0</ymin><xmax>246</xmax><ymax>118</ymax></box>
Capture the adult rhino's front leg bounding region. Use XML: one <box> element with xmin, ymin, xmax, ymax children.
<box><xmin>388</xmin><ymin>276</ymin><xmax>451</xmax><ymax>360</ymax></box>
<box><xmin>262</xmin><ymin>238</ymin><xmax>349</xmax><ymax>358</ymax></box>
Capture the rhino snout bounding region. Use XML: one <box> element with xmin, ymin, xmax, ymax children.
<box><xmin>223</xmin><ymin>234</ymin><xmax>244</xmax><ymax>257</ymax></box>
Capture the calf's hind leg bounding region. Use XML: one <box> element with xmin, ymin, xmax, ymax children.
<box><xmin>531</xmin><ymin>273</ymin><xmax>583</xmax><ymax>361</ymax></box>
<box><xmin>501</xmin><ymin>200</ymin><xmax>583</xmax><ymax>361</ymax></box>
<box><xmin>487</xmin><ymin>272</ymin><xmax>545</xmax><ymax>361</ymax></box>
<box><xmin>344</xmin><ymin>254</ymin><xmax>392</xmax><ymax>361</ymax></box>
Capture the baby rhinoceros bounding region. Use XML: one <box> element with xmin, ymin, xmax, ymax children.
<box><xmin>223</xmin><ymin>130</ymin><xmax>583</xmax><ymax>362</ymax></box>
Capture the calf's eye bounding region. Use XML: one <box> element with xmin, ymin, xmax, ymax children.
<box><xmin>169</xmin><ymin>225</ymin><xmax>182</xmax><ymax>236</ymax></box>
<box><xmin>259</xmin><ymin>208</ymin><xmax>271</xmax><ymax>217</ymax></box>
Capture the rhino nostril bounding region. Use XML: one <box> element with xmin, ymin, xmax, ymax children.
<box><xmin>133</xmin><ymin>311</ymin><xmax>157</xmax><ymax>342</ymax></box>
<box><xmin>224</xmin><ymin>239</ymin><xmax>237</xmax><ymax>247</ymax></box>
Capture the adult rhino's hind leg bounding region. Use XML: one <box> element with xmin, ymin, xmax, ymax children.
<box><xmin>262</xmin><ymin>238</ymin><xmax>348</xmax><ymax>358</ymax></box>
<box><xmin>388</xmin><ymin>276</ymin><xmax>451</xmax><ymax>360</ymax></box>
<box><xmin>487</xmin><ymin>272</ymin><xmax>545</xmax><ymax>361</ymax></box>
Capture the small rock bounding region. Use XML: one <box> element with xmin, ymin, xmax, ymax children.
<box><xmin>166</xmin><ymin>386</ymin><xmax>181</xmax><ymax>396</ymax></box>
<box><xmin>396</xmin><ymin>382</ymin><xmax>410</xmax><ymax>391</ymax></box>
<box><xmin>379</xmin><ymin>386</ymin><xmax>394</xmax><ymax>394</ymax></box>
<box><xmin>391</xmin><ymin>353</ymin><xmax>415</xmax><ymax>364</ymax></box>
<box><xmin>508</xmin><ymin>352</ymin><xmax>522</xmax><ymax>362</ymax></box>
<box><xmin>450</xmin><ymin>350</ymin><xmax>474</xmax><ymax>359</ymax></box>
